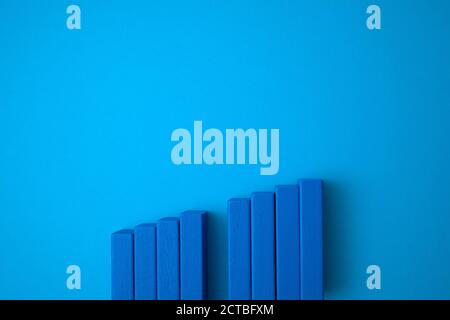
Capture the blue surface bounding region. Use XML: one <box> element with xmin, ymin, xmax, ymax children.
<box><xmin>111</xmin><ymin>230</ymin><xmax>134</xmax><ymax>300</ymax></box>
<box><xmin>275</xmin><ymin>185</ymin><xmax>301</xmax><ymax>300</ymax></box>
<box><xmin>1</xmin><ymin>0</ymin><xmax>450</xmax><ymax>299</ymax></box>
<box><xmin>134</xmin><ymin>223</ymin><xmax>157</xmax><ymax>300</ymax></box>
<box><xmin>180</xmin><ymin>210</ymin><xmax>207</xmax><ymax>300</ymax></box>
<box><xmin>228</xmin><ymin>199</ymin><xmax>251</xmax><ymax>300</ymax></box>
<box><xmin>299</xmin><ymin>179</ymin><xmax>324</xmax><ymax>300</ymax></box>
<box><xmin>251</xmin><ymin>192</ymin><xmax>276</xmax><ymax>300</ymax></box>
<box><xmin>156</xmin><ymin>218</ymin><xmax>180</xmax><ymax>300</ymax></box>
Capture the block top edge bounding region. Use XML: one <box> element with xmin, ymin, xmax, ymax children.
<box><xmin>135</xmin><ymin>223</ymin><xmax>157</xmax><ymax>229</ymax></box>
<box><xmin>112</xmin><ymin>229</ymin><xmax>134</xmax><ymax>235</ymax></box>
<box><xmin>181</xmin><ymin>210</ymin><xmax>207</xmax><ymax>216</ymax></box>
<box><xmin>227</xmin><ymin>198</ymin><xmax>250</xmax><ymax>203</ymax></box>
<box><xmin>251</xmin><ymin>191</ymin><xmax>275</xmax><ymax>196</ymax></box>
<box><xmin>298</xmin><ymin>178</ymin><xmax>323</xmax><ymax>184</ymax></box>
<box><xmin>157</xmin><ymin>217</ymin><xmax>180</xmax><ymax>222</ymax></box>
<box><xmin>275</xmin><ymin>184</ymin><xmax>298</xmax><ymax>190</ymax></box>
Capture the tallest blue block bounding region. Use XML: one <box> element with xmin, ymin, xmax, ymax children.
<box><xmin>299</xmin><ymin>179</ymin><xmax>323</xmax><ymax>300</ymax></box>
<box><xmin>276</xmin><ymin>185</ymin><xmax>301</xmax><ymax>300</ymax></box>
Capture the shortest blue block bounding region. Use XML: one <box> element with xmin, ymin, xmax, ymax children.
<box><xmin>111</xmin><ymin>229</ymin><xmax>134</xmax><ymax>300</ymax></box>
<box><xmin>134</xmin><ymin>223</ymin><xmax>157</xmax><ymax>300</ymax></box>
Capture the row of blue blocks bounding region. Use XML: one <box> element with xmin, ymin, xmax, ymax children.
<box><xmin>111</xmin><ymin>211</ymin><xmax>207</xmax><ymax>300</ymax></box>
<box><xmin>228</xmin><ymin>179</ymin><xmax>323</xmax><ymax>300</ymax></box>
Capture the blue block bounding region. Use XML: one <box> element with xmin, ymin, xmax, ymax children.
<box><xmin>251</xmin><ymin>192</ymin><xmax>275</xmax><ymax>300</ymax></box>
<box><xmin>275</xmin><ymin>185</ymin><xmax>301</xmax><ymax>300</ymax></box>
<box><xmin>134</xmin><ymin>223</ymin><xmax>157</xmax><ymax>300</ymax></box>
<box><xmin>180</xmin><ymin>210</ymin><xmax>207</xmax><ymax>300</ymax></box>
<box><xmin>299</xmin><ymin>179</ymin><xmax>324</xmax><ymax>300</ymax></box>
<box><xmin>228</xmin><ymin>198</ymin><xmax>251</xmax><ymax>300</ymax></box>
<box><xmin>111</xmin><ymin>229</ymin><xmax>134</xmax><ymax>300</ymax></box>
<box><xmin>157</xmin><ymin>217</ymin><xmax>180</xmax><ymax>300</ymax></box>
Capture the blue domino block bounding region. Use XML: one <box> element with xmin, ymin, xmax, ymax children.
<box><xmin>157</xmin><ymin>217</ymin><xmax>180</xmax><ymax>300</ymax></box>
<box><xmin>228</xmin><ymin>198</ymin><xmax>251</xmax><ymax>300</ymax></box>
<box><xmin>251</xmin><ymin>192</ymin><xmax>275</xmax><ymax>300</ymax></box>
<box><xmin>111</xmin><ymin>229</ymin><xmax>134</xmax><ymax>300</ymax></box>
<box><xmin>275</xmin><ymin>185</ymin><xmax>301</xmax><ymax>300</ymax></box>
<box><xmin>134</xmin><ymin>223</ymin><xmax>157</xmax><ymax>300</ymax></box>
<box><xmin>299</xmin><ymin>179</ymin><xmax>324</xmax><ymax>300</ymax></box>
<box><xmin>180</xmin><ymin>210</ymin><xmax>207</xmax><ymax>300</ymax></box>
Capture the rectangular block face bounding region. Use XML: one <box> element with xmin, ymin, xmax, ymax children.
<box><xmin>275</xmin><ymin>185</ymin><xmax>301</xmax><ymax>300</ymax></box>
<box><xmin>180</xmin><ymin>211</ymin><xmax>207</xmax><ymax>300</ymax></box>
<box><xmin>156</xmin><ymin>218</ymin><xmax>180</xmax><ymax>300</ymax></box>
<box><xmin>251</xmin><ymin>192</ymin><xmax>276</xmax><ymax>300</ymax></box>
<box><xmin>228</xmin><ymin>198</ymin><xmax>251</xmax><ymax>300</ymax></box>
<box><xmin>111</xmin><ymin>229</ymin><xmax>134</xmax><ymax>300</ymax></box>
<box><xmin>134</xmin><ymin>223</ymin><xmax>157</xmax><ymax>300</ymax></box>
<box><xmin>299</xmin><ymin>179</ymin><xmax>324</xmax><ymax>300</ymax></box>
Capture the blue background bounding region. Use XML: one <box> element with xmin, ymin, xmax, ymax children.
<box><xmin>1</xmin><ymin>0</ymin><xmax>450</xmax><ymax>299</ymax></box>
